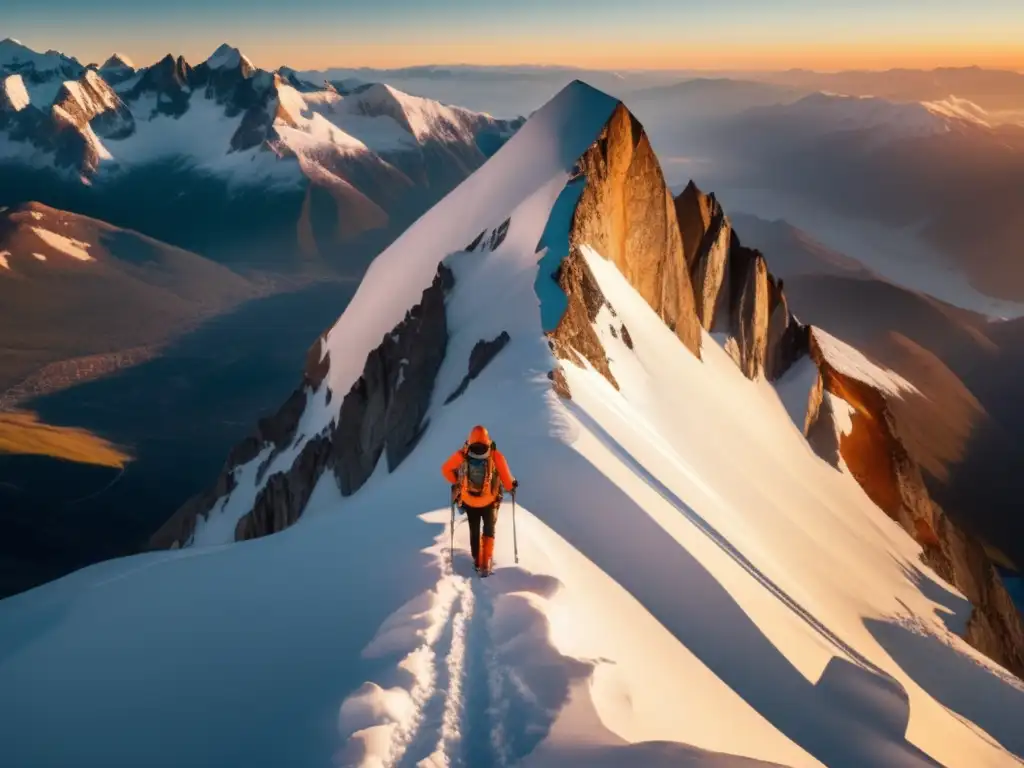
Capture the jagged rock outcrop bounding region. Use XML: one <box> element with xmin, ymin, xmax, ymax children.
<box><xmin>549</xmin><ymin>247</ymin><xmax>619</xmax><ymax>390</ymax></box>
<box><xmin>445</xmin><ymin>331</ymin><xmax>511</xmax><ymax>404</ymax></box>
<box><xmin>124</xmin><ymin>54</ymin><xmax>194</xmax><ymax>117</ymax></box>
<box><xmin>766</xmin><ymin>277</ymin><xmax>810</xmax><ymax>381</ymax></box>
<box><xmin>465</xmin><ymin>218</ymin><xmax>511</xmax><ymax>254</ymax></box>
<box><xmin>691</xmin><ymin>214</ymin><xmax>732</xmax><ymax>331</ymax></box>
<box><xmin>98</xmin><ymin>54</ymin><xmax>136</xmax><ymax>86</ymax></box>
<box><xmin>235</xmin><ymin>435</ymin><xmax>332</xmax><ymax>541</ymax></box>
<box><xmin>228</xmin><ymin>73</ymin><xmax>295</xmax><ymax>152</ymax></box>
<box><xmin>330</xmin><ymin>264</ymin><xmax>451</xmax><ymax>495</ymax></box>
<box><xmin>727</xmin><ymin>237</ymin><xmax>771</xmax><ymax>379</ymax></box>
<box><xmin>674</xmin><ymin>180</ymin><xmax>716</xmax><ymax>266</ymax></box>
<box><xmin>53</xmin><ymin>70</ymin><xmax>134</xmax><ymax>137</ymax></box>
<box><xmin>625</xmin><ymin>168</ymin><xmax>1024</xmax><ymax>678</ymax></box>
<box><xmin>673</xmin><ymin>181</ymin><xmax>810</xmax><ymax>382</ymax></box>
<box><xmin>568</xmin><ymin>104</ymin><xmax>702</xmax><ymax>358</ymax></box>
<box><xmin>153</xmin><ymin>263</ymin><xmax>454</xmax><ymax>548</ymax></box>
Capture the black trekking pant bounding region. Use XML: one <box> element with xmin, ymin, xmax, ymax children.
<box><xmin>462</xmin><ymin>503</ymin><xmax>497</xmax><ymax>563</ymax></box>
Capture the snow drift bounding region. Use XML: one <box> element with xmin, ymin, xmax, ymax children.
<box><xmin>2</xmin><ymin>80</ymin><xmax>1024</xmax><ymax>768</ymax></box>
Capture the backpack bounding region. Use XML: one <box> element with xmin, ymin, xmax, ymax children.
<box><xmin>461</xmin><ymin>440</ymin><xmax>500</xmax><ymax>499</ymax></box>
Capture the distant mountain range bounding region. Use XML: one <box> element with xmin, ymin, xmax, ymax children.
<box><xmin>757</xmin><ymin>66</ymin><xmax>1024</xmax><ymax>122</ymax></box>
<box><xmin>0</xmin><ymin>39</ymin><xmax>523</xmax><ymax>270</ymax></box>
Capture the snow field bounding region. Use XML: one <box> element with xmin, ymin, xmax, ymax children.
<box><xmin>2</xmin><ymin>74</ymin><xmax>30</xmax><ymax>111</ymax></box>
<box><xmin>29</xmin><ymin>227</ymin><xmax>94</xmax><ymax>261</ymax></box>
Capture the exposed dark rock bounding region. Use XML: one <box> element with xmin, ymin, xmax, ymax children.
<box><xmin>303</xmin><ymin>333</ymin><xmax>331</xmax><ymax>390</ymax></box>
<box><xmin>235</xmin><ymin>434</ymin><xmax>333</xmax><ymax>541</ymax></box>
<box><xmin>569</xmin><ymin>103</ymin><xmax>702</xmax><ymax>359</ymax></box>
<box><xmin>488</xmin><ymin>218</ymin><xmax>511</xmax><ymax>251</ymax></box>
<box><xmin>548</xmin><ymin>367</ymin><xmax>572</xmax><ymax>399</ymax></box>
<box><xmin>549</xmin><ymin>246</ymin><xmax>618</xmax><ymax>390</ymax></box>
<box><xmin>257</xmin><ymin>387</ymin><xmax>306</xmax><ymax>451</ymax></box>
<box><xmin>690</xmin><ymin>213</ymin><xmax>731</xmax><ymax>331</ymax></box>
<box><xmin>620</xmin><ymin>324</ymin><xmax>634</xmax><ymax>350</ymax></box>
<box><xmin>125</xmin><ymin>54</ymin><xmax>193</xmax><ymax>118</ymax></box>
<box><xmin>230</xmin><ymin>103</ymin><xmax>276</xmax><ymax>152</ymax></box>
<box><xmin>226</xmin><ymin>435</ymin><xmax>262</xmax><ymax>471</ymax></box>
<box><xmin>671</xmin><ymin>181</ymin><xmax>809</xmax><ymax>383</ymax></box>
<box><xmin>148</xmin><ymin>385</ymin><xmax>307</xmax><ymax>549</ymax></box>
<box><xmin>192</xmin><ymin>57</ymin><xmax>260</xmax><ymax>114</ymax></box>
<box><xmin>98</xmin><ymin>55</ymin><xmax>136</xmax><ymax>85</ymax></box>
<box><xmin>765</xmin><ymin>277</ymin><xmax>811</xmax><ymax>381</ymax></box>
<box><xmin>728</xmin><ymin>237</ymin><xmax>771</xmax><ymax>379</ymax></box>
<box><xmin>153</xmin><ymin>263</ymin><xmax>453</xmax><ymax>548</ymax></box>
<box><xmin>674</xmin><ymin>180</ymin><xmax>716</xmax><ymax>268</ymax></box>
<box><xmin>329</xmin><ymin>263</ymin><xmax>452</xmax><ymax>495</ymax></box>
<box><xmin>445</xmin><ymin>331</ymin><xmax>511</xmax><ymax>404</ymax></box>
<box><xmin>465</xmin><ymin>230</ymin><xmax>486</xmax><ymax>252</ymax></box>
<box><xmin>149</xmin><ymin>488</ymin><xmax>219</xmax><ymax>550</ymax></box>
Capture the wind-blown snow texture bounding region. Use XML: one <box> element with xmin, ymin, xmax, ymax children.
<box><xmin>1</xmin><ymin>81</ymin><xmax>1022</xmax><ymax>768</ymax></box>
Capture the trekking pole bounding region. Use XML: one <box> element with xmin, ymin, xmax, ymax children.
<box><xmin>450</xmin><ymin>498</ymin><xmax>456</xmax><ymax>571</ymax></box>
<box><xmin>512</xmin><ymin>490</ymin><xmax>519</xmax><ymax>564</ymax></box>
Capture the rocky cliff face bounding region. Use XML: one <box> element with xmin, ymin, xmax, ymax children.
<box><xmin>672</xmin><ymin>180</ymin><xmax>810</xmax><ymax>381</ymax></box>
<box><xmin>549</xmin><ymin>247</ymin><xmax>621</xmax><ymax>390</ymax></box>
<box><xmin>567</xmin><ymin>104</ymin><xmax>702</xmax><ymax>359</ymax></box>
<box><xmin>151</xmin><ymin>265</ymin><xmax>453</xmax><ymax>548</ymax></box>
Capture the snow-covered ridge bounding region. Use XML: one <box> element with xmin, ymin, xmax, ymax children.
<box><xmin>100</xmin><ymin>53</ymin><xmax>134</xmax><ymax>71</ymax></box>
<box><xmin>205</xmin><ymin>43</ymin><xmax>253</xmax><ymax>72</ymax></box>
<box><xmin>0</xmin><ymin>37</ymin><xmax>81</xmax><ymax>76</ymax></box>
<box><xmin>813</xmin><ymin>327</ymin><xmax>919</xmax><ymax>398</ymax></box>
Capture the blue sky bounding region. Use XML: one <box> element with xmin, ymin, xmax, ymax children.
<box><xmin>5</xmin><ymin>0</ymin><xmax>1023</xmax><ymax>71</ymax></box>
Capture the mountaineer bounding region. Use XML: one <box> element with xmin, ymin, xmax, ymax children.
<box><xmin>442</xmin><ymin>425</ymin><xmax>518</xmax><ymax>575</ymax></box>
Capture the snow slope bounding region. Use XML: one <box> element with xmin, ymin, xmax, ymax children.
<box><xmin>1</xmin><ymin>82</ymin><xmax>1022</xmax><ymax>768</ymax></box>
<box><xmin>1</xmin><ymin>74</ymin><xmax>30</xmax><ymax>112</ymax></box>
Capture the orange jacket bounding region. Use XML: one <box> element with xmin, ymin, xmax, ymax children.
<box><xmin>442</xmin><ymin>447</ymin><xmax>515</xmax><ymax>508</ymax></box>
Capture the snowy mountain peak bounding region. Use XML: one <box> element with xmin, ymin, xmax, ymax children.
<box><xmin>0</xmin><ymin>38</ymin><xmax>81</xmax><ymax>75</ymax></box>
<box><xmin>205</xmin><ymin>43</ymin><xmax>253</xmax><ymax>72</ymax></box>
<box><xmin>345</xmin><ymin>81</ymin><xmax>497</xmax><ymax>145</ymax></box>
<box><xmin>100</xmin><ymin>53</ymin><xmax>134</xmax><ymax>72</ymax></box>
